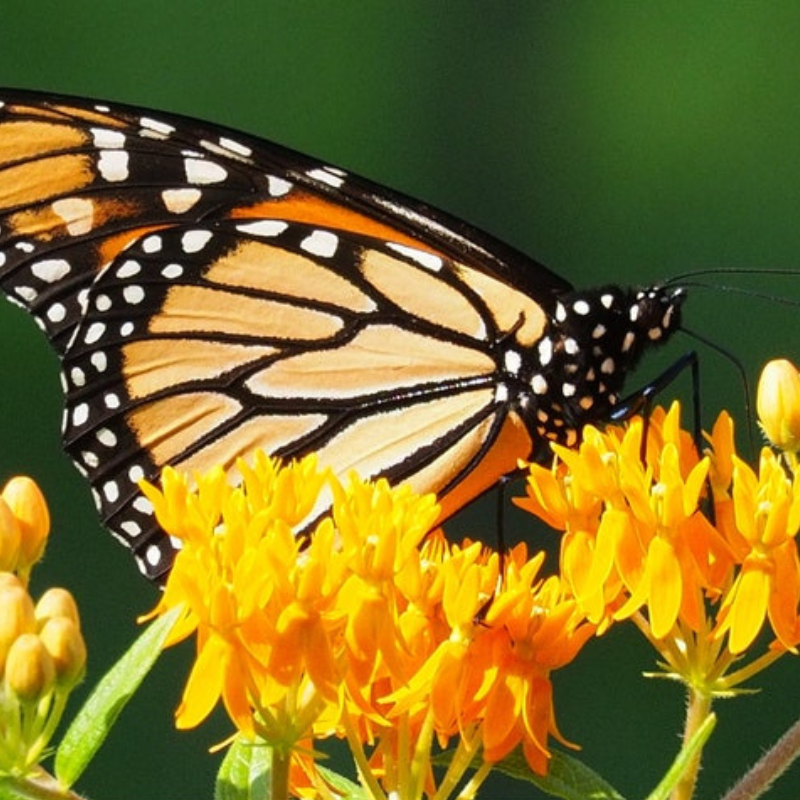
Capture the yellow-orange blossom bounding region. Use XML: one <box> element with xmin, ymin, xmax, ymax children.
<box><xmin>141</xmin><ymin>451</ymin><xmax>594</xmax><ymax>795</ymax></box>
<box><xmin>141</xmin><ymin>397</ymin><xmax>800</xmax><ymax>796</ymax></box>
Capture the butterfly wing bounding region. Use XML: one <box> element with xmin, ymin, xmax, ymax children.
<box><xmin>0</xmin><ymin>89</ymin><xmax>571</xmax><ymax>579</ymax></box>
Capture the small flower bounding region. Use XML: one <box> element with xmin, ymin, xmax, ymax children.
<box><xmin>713</xmin><ymin>449</ymin><xmax>800</xmax><ymax>653</ymax></box>
<box><xmin>516</xmin><ymin>400</ymin><xmax>800</xmax><ymax>696</ymax></box>
<box><xmin>144</xmin><ymin>451</ymin><xmax>596</xmax><ymax>797</ymax></box>
<box><xmin>757</xmin><ymin>358</ymin><xmax>800</xmax><ymax>453</ymax></box>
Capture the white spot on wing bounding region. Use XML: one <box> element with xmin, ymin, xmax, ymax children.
<box><xmin>134</xmin><ymin>496</ymin><xmax>154</xmax><ymax>515</ymax></box>
<box><xmin>142</xmin><ymin>235</ymin><xmax>162</xmax><ymax>253</ymax></box>
<box><xmin>237</xmin><ymin>220</ymin><xmax>288</xmax><ymax>237</ymax></box>
<box><xmin>504</xmin><ymin>350</ymin><xmax>522</xmax><ymax>374</ymax></box>
<box><xmin>91</xmin><ymin>128</ymin><xmax>126</xmax><ymax>148</ymax></box>
<box><xmin>91</xmin><ymin>351</ymin><xmax>108</xmax><ymax>372</ymax></box>
<box><xmin>182</xmin><ymin>229</ymin><xmax>213</xmax><ymax>253</ymax></box>
<box><xmin>622</xmin><ymin>332</ymin><xmax>635</xmax><ymax>352</ymax></box>
<box><xmin>15</xmin><ymin>287</ymin><xmax>36</xmax><ymax>303</ymax></box>
<box><xmin>123</xmin><ymin>285</ymin><xmax>145</xmax><ymax>305</ymax></box>
<box><xmin>128</xmin><ymin>465</ymin><xmax>145</xmax><ymax>483</ymax></box>
<box><xmin>185</xmin><ymin>158</ymin><xmax>227</xmax><ymax>185</ymax></box>
<box><xmin>116</xmin><ymin>260</ymin><xmax>142</xmax><ymax>279</ymax></box>
<box><xmin>72</xmin><ymin>403</ymin><xmax>89</xmax><ymax>427</ymax></box>
<box><xmin>52</xmin><ymin>197</ymin><xmax>94</xmax><ymax>236</ymax></box>
<box><xmin>386</xmin><ymin>243</ymin><xmax>443</xmax><ymax>271</ymax></box>
<box><xmin>139</xmin><ymin>117</ymin><xmax>175</xmax><ymax>137</ymax></box>
<box><xmin>97</xmin><ymin>428</ymin><xmax>117</xmax><ymax>447</ymax></box>
<box><xmin>121</xmin><ymin>520</ymin><xmax>142</xmax><ymax>537</ymax></box>
<box><xmin>31</xmin><ymin>259</ymin><xmax>71</xmax><ymax>283</ymax></box>
<box><xmin>162</xmin><ymin>263</ymin><xmax>183</xmax><ymax>279</ymax></box>
<box><xmin>145</xmin><ymin>544</ymin><xmax>162</xmax><ymax>566</ymax></box>
<box><xmin>98</xmin><ymin>150</ymin><xmax>129</xmax><ymax>182</ymax></box>
<box><xmin>162</xmin><ymin>188</ymin><xmax>202</xmax><ymax>213</ymax></box>
<box><xmin>267</xmin><ymin>176</ymin><xmax>292</xmax><ymax>197</ymax></box>
<box><xmin>84</xmin><ymin>322</ymin><xmax>106</xmax><ymax>344</ymax></box>
<box><xmin>46</xmin><ymin>303</ymin><xmax>66</xmax><ymax>323</ymax></box>
<box><xmin>219</xmin><ymin>136</ymin><xmax>252</xmax><ymax>157</ymax></box>
<box><xmin>307</xmin><ymin>167</ymin><xmax>344</xmax><ymax>188</ymax></box>
<box><xmin>301</xmin><ymin>230</ymin><xmax>338</xmax><ymax>258</ymax></box>
<box><xmin>538</xmin><ymin>337</ymin><xmax>553</xmax><ymax>366</ymax></box>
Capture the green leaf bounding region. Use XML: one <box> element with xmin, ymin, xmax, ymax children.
<box><xmin>315</xmin><ymin>765</ymin><xmax>368</xmax><ymax>799</ymax></box>
<box><xmin>54</xmin><ymin>605</ymin><xmax>182</xmax><ymax>789</ymax></box>
<box><xmin>494</xmin><ymin>749</ymin><xmax>627</xmax><ymax>800</ymax></box>
<box><xmin>215</xmin><ymin>738</ymin><xmax>271</xmax><ymax>800</ymax></box>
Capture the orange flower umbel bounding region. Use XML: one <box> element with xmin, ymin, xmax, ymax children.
<box><xmin>517</xmin><ymin>402</ymin><xmax>800</xmax><ymax>688</ymax></box>
<box><xmin>141</xmin><ymin>453</ymin><xmax>594</xmax><ymax>800</ymax></box>
<box><xmin>516</xmin><ymin>398</ymin><xmax>800</xmax><ymax>800</ymax></box>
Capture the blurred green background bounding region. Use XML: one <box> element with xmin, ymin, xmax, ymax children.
<box><xmin>1</xmin><ymin>2</ymin><xmax>800</xmax><ymax>798</ymax></box>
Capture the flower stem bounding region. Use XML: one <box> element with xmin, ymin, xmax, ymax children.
<box><xmin>0</xmin><ymin>770</ymin><xmax>87</xmax><ymax>799</ymax></box>
<box><xmin>672</xmin><ymin>686</ymin><xmax>712</xmax><ymax>800</ymax></box>
<box><xmin>270</xmin><ymin>746</ymin><xmax>291</xmax><ymax>800</ymax></box>
<box><xmin>720</xmin><ymin>715</ymin><xmax>800</xmax><ymax>800</ymax></box>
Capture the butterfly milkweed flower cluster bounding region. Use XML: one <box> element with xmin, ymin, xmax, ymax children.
<box><xmin>140</xmin><ymin>453</ymin><xmax>595</xmax><ymax>799</ymax></box>
<box><xmin>142</xmin><ymin>358</ymin><xmax>800</xmax><ymax>800</ymax></box>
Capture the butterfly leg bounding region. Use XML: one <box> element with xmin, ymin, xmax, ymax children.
<box><xmin>610</xmin><ymin>350</ymin><xmax>701</xmax><ymax>458</ymax></box>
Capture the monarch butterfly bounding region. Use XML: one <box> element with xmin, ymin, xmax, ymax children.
<box><xmin>0</xmin><ymin>89</ymin><xmax>683</xmax><ymax>581</ymax></box>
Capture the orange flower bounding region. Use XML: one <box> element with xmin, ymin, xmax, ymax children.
<box><xmin>517</xmin><ymin>401</ymin><xmax>800</xmax><ymax>694</ymax></box>
<box><xmin>143</xmin><ymin>451</ymin><xmax>596</xmax><ymax>795</ymax></box>
<box><xmin>713</xmin><ymin>449</ymin><xmax>800</xmax><ymax>653</ymax></box>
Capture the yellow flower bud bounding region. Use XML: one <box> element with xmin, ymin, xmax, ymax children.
<box><xmin>2</xmin><ymin>476</ymin><xmax>50</xmax><ymax>570</ymax></box>
<box><xmin>4</xmin><ymin>632</ymin><xmax>55</xmax><ymax>702</ymax></box>
<box><xmin>35</xmin><ymin>587</ymin><xmax>81</xmax><ymax>628</ymax></box>
<box><xmin>0</xmin><ymin>571</ymin><xmax>24</xmax><ymax>593</ymax></box>
<box><xmin>757</xmin><ymin>359</ymin><xmax>800</xmax><ymax>452</ymax></box>
<box><xmin>38</xmin><ymin>617</ymin><xmax>86</xmax><ymax>687</ymax></box>
<box><xmin>0</xmin><ymin>498</ymin><xmax>21</xmax><ymax>572</ymax></box>
<box><xmin>0</xmin><ymin>585</ymin><xmax>36</xmax><ymax>669</ymax></box>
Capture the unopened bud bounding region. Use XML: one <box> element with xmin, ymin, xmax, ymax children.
<box><xmin>2</xmin><ymin>477</ymin><xmax>50</xmax><ymax>570</ymax></box>
<box><xmin>0</xmin><ymin>498</ymin><xmax>21</xmax><ymax>572</ymax></box>
<box><xmin>757</xmin><ymin>359</ymin><xmax>800</xmax><ymax>452</ymax></box>
<box><xmin>5</xmin><ymin>633</ymin><xmax>55</xmax><ymax>701</ymax></box>
<box><xmin>0</xmin><ymin>585</ymin><xmax>36</xmax><ymax>669</ymax></box>
<box><xmin>35</xmin><ymin>587</ymin><xmax>80</xmax><ymax>628</ymax></box>
<box><xmin>38</xmin><ymin>617</ymin><xmax>86</xmax><ymax>687</ymax></box>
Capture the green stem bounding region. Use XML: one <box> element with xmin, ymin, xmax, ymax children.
<box><xmin>340</xmin><ymin>711</ymin><xmax>387</xmax><ymax>800</ymax></box>
<box><xmin>270</xmin><ymin>746</ymin><xmax>291</xmax><ymax>800</ymax></box>
<box><xmin>672</xmin><ymin>686</ymin><xmax>712</xmax><ymax>800</ymax></box>
<box><xmin>0</xmin><ymin>770</ymin><xmax>87</xmax><ymax>800</ymax></box>
<box><xmin>720</xmin><ymin>715</ymin><xmax>800</xmax><ymax>800</ymax></box>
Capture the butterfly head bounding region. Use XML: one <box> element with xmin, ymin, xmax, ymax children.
<box><xmin>515</xmin><ymin>283</ymin><xmax>686</xmax><ymax>456</ymax></box>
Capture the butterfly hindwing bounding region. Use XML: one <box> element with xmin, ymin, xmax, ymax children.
<box><xmin>58</xmin><ymin>212</ymin><xmax>544</xmax><ymax>575</ymax></box>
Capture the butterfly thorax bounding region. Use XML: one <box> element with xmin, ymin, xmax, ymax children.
<box><xmin>508</xmin><ymin>284</ymin><xmax>685</xmax><ymax>460</ymax></box>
